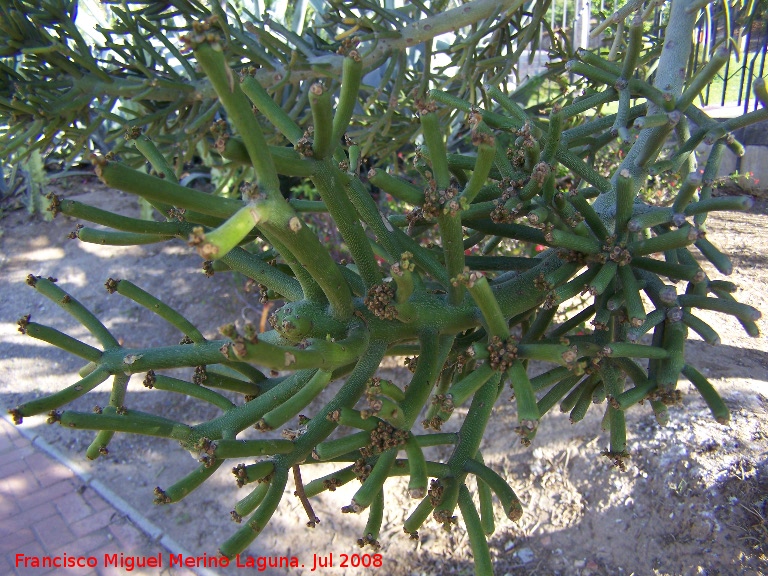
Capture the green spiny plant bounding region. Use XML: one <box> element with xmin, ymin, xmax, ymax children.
<box><xmin>0</xmin><ymin>0</ymin><xmax>567</xmax><ymax>167</ymax></box>
<box><xmin>6</xmin><ymin>0</ymin><xmax>768</xmax><ymax>572</ymax></box>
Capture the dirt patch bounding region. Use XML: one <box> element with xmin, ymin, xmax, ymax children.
<box><xmin>1</xmin><ymin>181</ymin><xmax>766</xmax><ymax>575</ymax></box>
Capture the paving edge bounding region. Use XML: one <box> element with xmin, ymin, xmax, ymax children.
<box><xmin>1</xmin><ymin>408</ymin><xmax>221</xmax><ymax>576</ymax></box>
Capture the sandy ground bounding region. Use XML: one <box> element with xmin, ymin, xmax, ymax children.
<box><xmin>0</xmin><ymin>179</ymin><xmax>766</xmax><ymax>576</ymax></box>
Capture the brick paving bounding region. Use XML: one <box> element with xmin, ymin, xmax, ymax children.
<box><xmin>0</xmin><ymin>415</ymin><xmax>206</xmax><ymax>576</ymax></box>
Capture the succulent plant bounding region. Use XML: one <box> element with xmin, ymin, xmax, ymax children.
<box><xmin>6</xmin><ymin>0</ymin><xmax>767</xmax><ymax>572</ymax></box>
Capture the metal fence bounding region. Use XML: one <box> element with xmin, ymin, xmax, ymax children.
<box><xmin>533</xmin><ymin>0</ymin><xmax>768</xmax><ymax>113</ymax></box>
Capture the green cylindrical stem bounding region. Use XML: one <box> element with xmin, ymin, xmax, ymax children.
<box><xmin>314</xmin><ymin>430</ymin><xmax>370</xmax><ymax>461</ymax></box>
<box><xmin>559</xmin><ymin>375</ymin><xmax>590</xmax><ymax>413</ymax></box>
<box><xmin>378</xmin><ymin>380</ymin><xmax>406</xmax><ymax>402</ymax></box>
<box><xmin>460</xmin><ymin>141</ymin><xmax>496</xmax><ymax>207</ymax></box>
<box><xmin>438</xmin><ymin>212</ymin><xmax>466</xmax><ymax>305</ymax></box>
<box><xmin>550</xmin><ymin>266</ymin><xmax>600</xmax><ymax>306</ymax></box>
<box><xmin>373</xmin><ymin>395</ymin><xmax>405</xmax><ymax>429</ymax></box>
<box><xmin>519</xmin><ymin>342</ymin><xmax>595</xmax><ymax>364</ymax></box>
<box><xmin>672</xmin><ymin>173</ymin><xmax>702</xmax><ymax>213</ymax></box>
<box><xmin>568</xmin><ymin>192</ymin><xmax>609</xmax><ymax>240</ymax></box>
<box><xmin>195</xmin><ymin>203</ymin><xmax>263</xmax><ymax>260</ymax></box>
<box><xmin>403</xmin><ymin>494</ymin><xmax>436</xmax><ymax>535</ymax></box>
<box><xmin>304</xmin><ymin>466</ymin><xmax>357</xmax><ymax>498</ymax></box>
<box><xmin>152</xmin><ymin>375</ymin><xmax>235</xmax><ymax>411</ymax></box>
<box><xmin>494</xmin><ymin>141</ymin><xmax>518</xmax><ymax>179</ymax></box>
<box><xmin>656</xmin><ymin>321</ymin><xmax>687</xmax><ymax>390</ymax></box>
<box><xmin>113</xmin><ymin>279</ymin><xmax>205</xmax><ymax>342</ymax></box>
<box><xmin>219</xmin><ymin>467</ymin><xmax>288</xmax><ymax>558</ymax></box>
<box><xmin>608</xmin><ymin>404</ymin><xmax>627</xmax><ymax>453</ymax></box>
<box><xmin>486</xmin><ymin>85</ymin><xmax>529</xmax><ymax>124</ymax></box>
<box><xmin>615</xmin><ymin>170</ymin><xmax>636</xmax><ymax>234</ymax></box>
<box><xmin>560</xmin><ymin>89</ymin><xmax>617</xmax><ymax>119</ymax></box>
<box><xmin>677</xmin><ymin>295</ymin><xmax>760</xmax><ymax>323</ymax></box>
<box><xmin>619</xmin><ymin>264</ymin><xmax>646</xmax><ymax>326</ymax></box>
<box><xmin>755</xmin><ymin>77</ymin><xmax>768</xmax><ymax>106</ymax></box>
<box><xmin>695</xmin><ymin>237</ymin><xmax>732</xmax><ymax>275</ymax></box>
<box><xmin>204</xmin><ymin>368</ymin><xmax>262</xmax><ymax>396</ymax></box>
<box><xmin>530</xmin><ymin>366</ymin><xmax>572</xmax><ymax>391</ymax></box>
<box><xmin>420</xmin><ymin>111</ymin><xmax>451</xmax><ymax>189</ymax></box>
<box><xmin>213</xmin><ymin>438</ymin><xmax>293</xmax><ymax>458</ymax></box>
<box><xmin>363</xmin><ymin>489</ymin><xmax>385</xmax><ymax>544</ymax></box>
<box><xmin>681</xmin><ymin>312</ymin><xmax>721</xmax><ymax>345</ymax></box>
<box><xmin>650</xmin><ymin>399</ymin><xmax>670</xmax><ymax>426</ymax></box>
<box><xmin>332</xmin><ymin>54</ymin><xmax>363</xmax><ymax>144</ymax></box>
<box><xmin>602</xmin><ymin>363</ymin><xmax>627</xmax><ymax>452</ymax></box>
<box><xmin>474</xmin><ymin>451</ymin><xmax>495</xmax><ymax>535</ymax></box>
<box><xmin>621</xmin><ymin>15</ymin><xmax>643</xmax><ymax>79</ymax></box>
<box><xmin>309</xmin><ymin>82</ymin><xmax>333</xmax><ymax>159</ymax></box>
<box><xmin>58</xmin><ymin>200</ymin><xmax>184</xmax><ymax>235</ymax></box>
<box><xmin>569</xmin><ymin>376</ymin><xmax>601</xmax><ymax>423</ymax></box>
<box><xmin>458</xmin><ymin>484</ymin><xmax>493</xmax><ymax>576</ymax></box>
<box><xmin>537</xmin><ymin>374</ymin><xmax>581</xmax><ymax>416</ymax></box>
<box><xmin>347</xmin><ymin>178</ymin><xmax>449</xmax><ymax>285</ymax></box>
<box><xmin>337</xmin><ymin>408</ymin><xmax>379</xmax><ymax>432</ymax></box>
<box><xmin>351</xmin><ymin>449</ymin><xmax>397</xmax><ymax>511</ymax></box>
<box><xmin>260</xmin><ymin>370</ymin><xmax>332</xmax><ymax>430</ymax></box>
<box><xmin>15</xmin><ymin>369</ymin><xmax>110</xmax><ymax>418</ymax></box>
<box><xmin>234</xmin><ymin>481</ymin><xmax>270</xmax><ymax>517</ymax></box>
<box><xmin>220</xmin><ymin>139</ymin><xmax>315</xmax><ymax>177</ymax></box>
<box><xmin>230</xmin><ymin>324</ymin><xmax>367</xmax><ymax>372</ymax></box>
<box><xmin>24</xmin><ymin>323</ymin><xmax>103</xmax><ymax>362</ymax></box>
<box><xmin>547</xmin><ymin>305</ymin><xmax>596</xmax><ymax>339</ymax></box>
<box><xmin>220</xmin><ymin>246</ymin><xmax>303</xmax><ymax>302</ymax></box>
<box><xmin>262</xmin><ymin>205</ymin><xmax>354</xmax><ymax>318</ymax></box>
<box><xmin>367</xmin><ymin>169</ymin><xmax>424</xmax><ymax>205</ymax></box>
<box><xmin>164</xmin><ymin>459</ymin><xmax>224</xmax><ymax>502</ymax></box>
<box><xmin>547</xmin><ymin>229</ymin><xmax>602</xmax><ymax>254</ymax></box>
<box><xmin>466</xmin><ymin>276</ymin><xmax>509</xmax><ymax>338</ymax></box>
<box><xmin>405</xmin><ymin>436</ymin><xmax>428</xmax><ymax>498</ymax></box>
<box><xmin>133</xmin><ymin>135</ymin><xmax>178</xmax><ymax>182</ymax></box>
<box><xmin>708</xmin><ymin>280</ymin><xmax>738</xmax><ymax>293</ymax></box>
<box><xmin>240</xmin><ymin>76</ymin><xmax>303</xmax><ymax>144</ymax></box>
<box><xmin>576</xmin><ymin>49</ymin><xmax>623</xmax><ymax>76</ymax></box>
<box><xmin>522</xmin><ymin>306</ymin><xmax>558</xmax><ymax>344</ymax></box>
<box><xmin>76</xmin><ymin>228</ymin><xmax>173</xmax><ymax>246</ymax></box>
<box><xmin>195</xmin><ymin>44</ymin><xmax>280</xmax><ymax>195</ymax></box>
<box><xmin>29</xmin><ymin>277</ymin><xmax>118</xmax><ymax>348</ymax></box>
<box><xmin>592</xmin><ymin>382</ymin><xmax>607</xmax><ymax>405</ymax></box>
<box><xmin>445</xmin><ymin>363</ymin><xmax>495</xmax><ymax>410</ymax></box>
<box><xmin>682</xmin><ymin>364</ymin><xmax>730</xmax><ymax>424</ymax></box>
<box><xmin>429</xmin><ymin>89</ymin><xmax>516</xmax><ymax>130</ymax></box>
<box><xmin>603</xmin><ymin>342</ymin><xmax>668</xmax><ymax>359</ymax></box>
<box><xmin>518</xmin><ymin>165</ymin><xmax>548</xmax><ymax>201</ymax></box>
<box><xmin>677</xmin><ymin>47</ymin><xmax>728</xmax><ymax>111</ymax></box>
<box><xmin>634</xmin><ymin>113</ymin><xmax>677</xmax><ymax>130</ymax></box>
<box><xmin>239</xmin><ymin>461</ymin><xmax>275</xmax><ymax>486</ymax></box>
<box><xmin>628</xmin><ymin>208</ymin><xmax>675</xmax><ymax>232</ymax></box>
<box><xmin>96</xmin><ymin>161</ymin><xmax>242</xmax><ymax>218</ymax></box>
<box><xmin>614</xmin><ymin>378</ymin><xmax>656</xmax><ymax>410</ymax></box>
<box><xmin>508</xmin><ymin>360</ymin><xmax>539</xmax><ymax>438</ymax></box>
<box><xmin>567</xmin><ymin>60</ymin><xmax>619</xmax><ymax>86</ymax></box>
<box><xmin>542</xmin><ymin>109</ymin><xmax>563</xmax><ymax>164</ymax></box>
<box><xmin>685</xmin><ymin>196</ymin><xmax>754</xmax><ymax>216</ymax></box>
<box><xmin>630</xmin><ymin>257</ymin><xmax>702</xmax><ymax>282</ymax></box>
<box><xmin>464</xmin><ymin>458</ymin><xmax>523</xmax><ymax>522</ymax></box>
<box><xmin>710</xmin><ymin>288</ymin><xmax>760</xmax><ymax>337</ymax></box>
<box><xmin>611</xmin><ymin>357</ymin><xmax>650</xmax><ymax>389</ymax></box>
<box><xmin>59</xmin><ymin>408</ymin><xmax>194</xmax><ymax>442</ymax></box>
<box><xmin>589</xmin><ymin>261</ymin><xmax>618</xmax><ymax>296</ymax></box>
<box><xmin>628</xmin><ymin>226</ymin><xmax>698</xmax><ymax>256</ymax></box>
